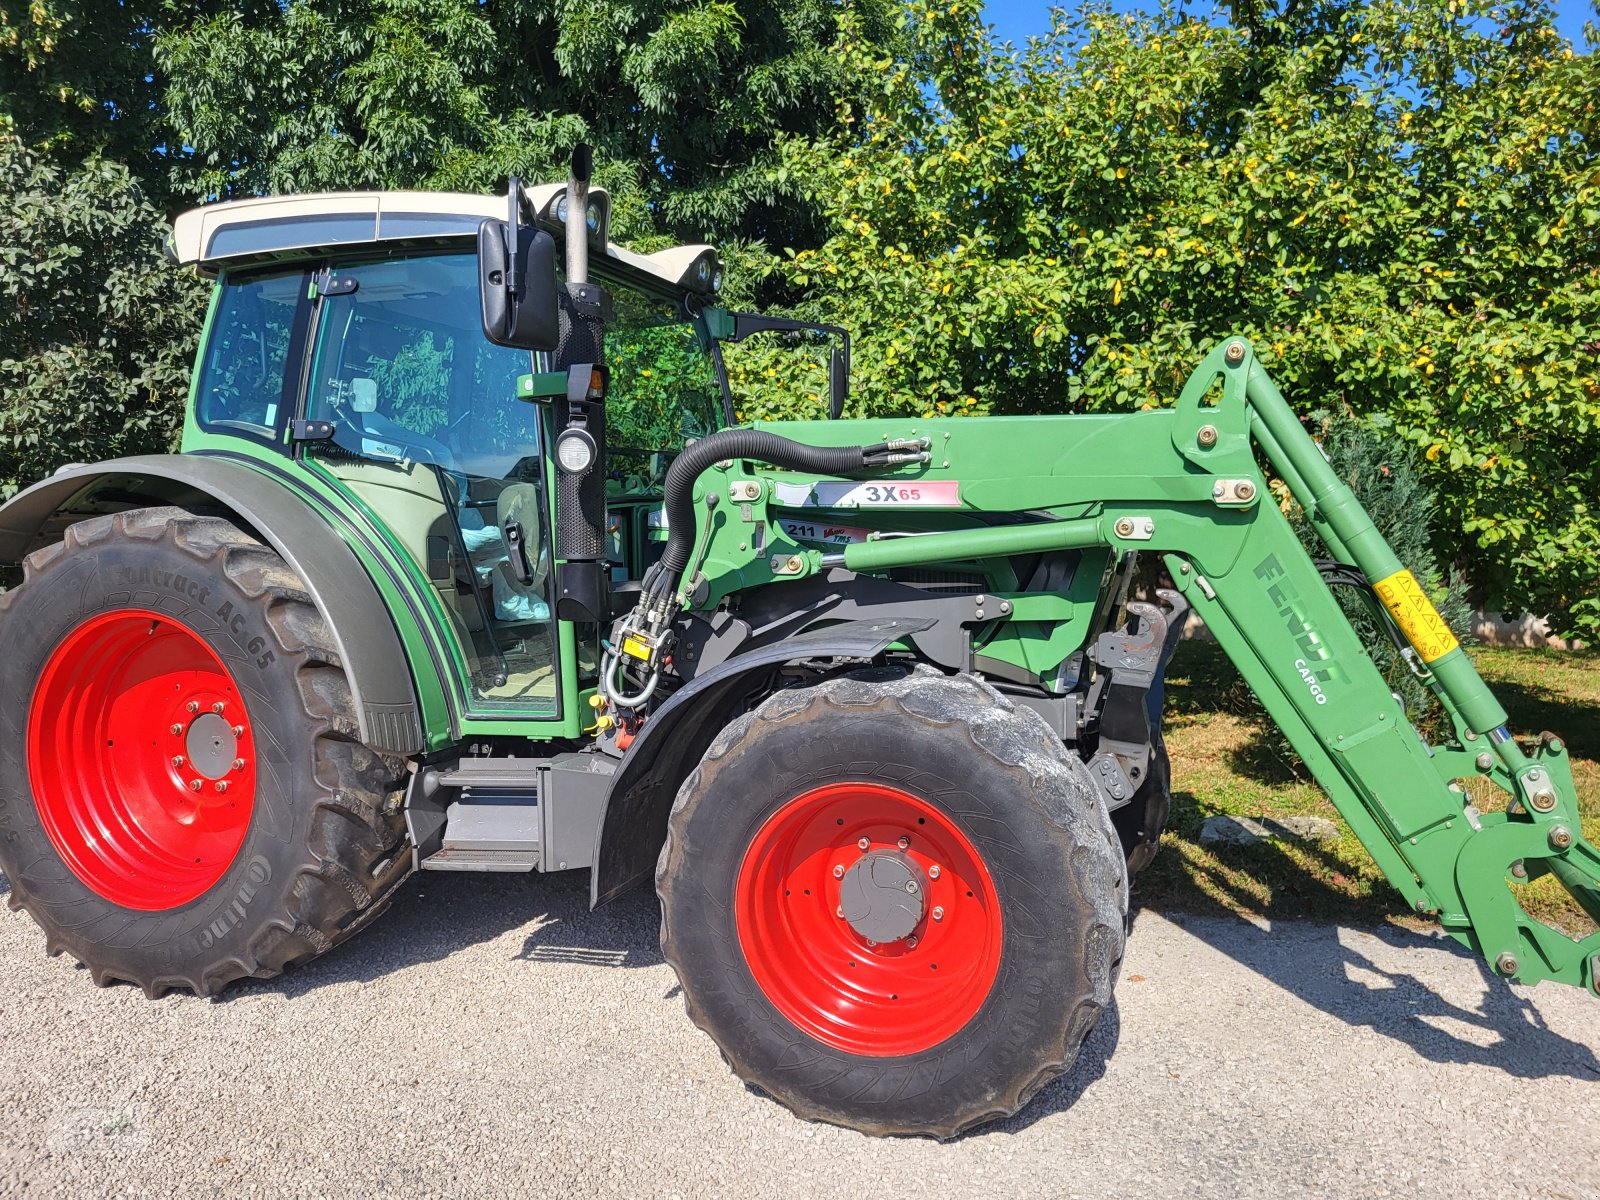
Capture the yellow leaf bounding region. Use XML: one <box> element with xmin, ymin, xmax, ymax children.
<box><xmin>1112</xmin><ymin>279</ymin><xmax>1123</xmax><ymax>305</ymax></box>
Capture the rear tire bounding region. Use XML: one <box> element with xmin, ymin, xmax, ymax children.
<box><xmin>657</xmin><ymin>665</ymin><xmax>1127</xmax><ymax>1138</ymax></box>
<box><xmin>0</xmin><ymin>507</ymin><xmax>412</xmax><ymax>996</ymax></box>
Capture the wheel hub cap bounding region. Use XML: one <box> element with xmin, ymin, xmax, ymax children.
<box><xmin>185</xmin><ymin>713</ymin><xmax>238</xmax><ymax>780</ymax></box>
<box><xmin>839</xmin><ymin>851</ymin><xmax>925</xmax><ymax>943</ymax></box>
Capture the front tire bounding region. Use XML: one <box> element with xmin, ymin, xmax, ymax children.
<box><xmin>0</xmin><ymin>507</ymin><xmax>412</xmax><ymax>996</ymax></box>
<box><xmin>657</xmin><ymin>666</ymin><xmax>1127</xmax><ymax>1137</ymax></box>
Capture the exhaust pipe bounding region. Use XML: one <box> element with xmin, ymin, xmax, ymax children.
<box><xmin>552</xmin><ymin>143</ymin><xmax>611</xmax><ymax>622</ymax></box>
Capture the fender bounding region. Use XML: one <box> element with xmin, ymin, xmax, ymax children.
<box><xmin>0</xmin><ymin>455</ymin><xmax>425</xmax><ymax>754</ymax></box>
<box><xmin>589</xmin><ymin>616</ymin><xmax>935</xmax><ymax>907</ymax></box>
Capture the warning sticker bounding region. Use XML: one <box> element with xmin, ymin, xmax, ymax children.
<box><xmin>1372</xmin><ymin>569</ymin><xmax>1460</xmax><ymax>663</ymax></box>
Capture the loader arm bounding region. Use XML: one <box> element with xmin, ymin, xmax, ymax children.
<box><xmin>671</xmin><ymin>339</ymin><xmax>1599</xmax><ymax>996</ymax></box>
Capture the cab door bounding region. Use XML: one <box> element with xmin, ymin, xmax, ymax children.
<box><xmin>296</xmin><ymin>251</ymin><xmax>563</xmax><ymax>719</ymax></box>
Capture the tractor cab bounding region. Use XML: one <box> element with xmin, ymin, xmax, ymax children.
<box><xmin>169</xmin><ymin>185</ymin><xmax>727</xmax><ymax>726</ymax></box>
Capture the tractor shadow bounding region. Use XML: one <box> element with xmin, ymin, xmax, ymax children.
<box><xmin>218</xmin><ymin>868</ymin><xmax>622</xmax><ymax>1002</ymax></box>
<box><xmin>1133</xmin><ymin>895</ymin><xmax>1600</xmax><ymax>1084</ymax></box>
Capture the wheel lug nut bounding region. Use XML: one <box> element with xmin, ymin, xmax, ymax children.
<box><xmin>932</xmin><ymin>906</ymin><xmax>945</xmax><ymax>921</ymax></box>
<box><xmin>833</xmin><ymin>864</ymin><xmax>845</xmax><ymax>879</ymax></box>
<box><xmin>186</xmin><ymin>700</ymin><xmax>200</xmax><ymax>714</ymax></box>
<box><xmin>215</xmin><ymin>781</ymin><xmax>229</xmax><ymax>794</ymax></box>
<box><xmin>212</xmin><ymin>702</ymin><xmax>226</xmax><ymax>714</ymax></box>
<box><xmin>187</xmin><ymin>779</ymin><xmax>202</xmax><ymax>792</ymax></box>
<box><xmin>857</xmin><ymin>837</ymin><xmax>870</xmax><ymax>852</ymax></box>
<box><xmin>836</xmin><ymin>905</ymin><xmax>845</xmax><ymax>919</ymax></box>
<box><xmin>897</xmin><ymin>836</ymin><xmax>910</xmax><ymax>850</ymax></box>
<box><xmin>233</xmin><ymin>758</ymin><xmax>246</xmax><ymax>772</ymax></box>
<box><xmin>928</xmin><ymin>864</ymin><xmax>941</xmax><ymax>879</ymax></box>
<box><xmin>231</xmin><ymin>725</ymin><xmax>244</xmax><ymax>737</ymax></box>
<box><xmin>170</xmin><ymin>724</ymin><xmax>184</xmax><ymax>736</ymax></box>
<box><xmin>905</xmin><ymin>880</ymin><xmax>918</xmax><ymax>894</ymax></box>
<box><xmin>172</xmin><ymin>756</ymin><xmax>185</xmax><ymax>768</ymax></box>
<box><xmin>906</xmin><ymin>936</ymin><xmax>918</xmax><ymax>949</ymax></box>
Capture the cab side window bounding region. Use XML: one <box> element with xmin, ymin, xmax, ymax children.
<box><xmin>194</xmin><ymin>267</ymin><xmax>304</xmax><ymax>440</ymax></box>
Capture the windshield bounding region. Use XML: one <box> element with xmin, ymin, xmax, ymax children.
<box><xmin>304</xmin><ymin>253</ymin><xmax>539</xmax><ymax>478</ymax></box>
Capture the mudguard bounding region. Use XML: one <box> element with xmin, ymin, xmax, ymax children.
<box><xmin>0</xmin><ymin>455</ymin><xmax>425</xmax><ymax>754</ymax></box>
<box><xmin>589</xmin><ymin>616</ymin><xmax>935</xmax><ymax>907</ymax></box>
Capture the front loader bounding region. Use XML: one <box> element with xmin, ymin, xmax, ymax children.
<box><xmin>0</xmin><ymin>149</ymin><xmax>1594</xmax><ymax>1138</ymax></box>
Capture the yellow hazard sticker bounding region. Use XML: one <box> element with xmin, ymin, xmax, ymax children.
<box><xmin>621</xmin><ymin>634</ymin><xmax>654</xmax><ymax>661</ymax></box>
<box><xmin>1372</xmin><ymin>569</ymin><xmax>1459</xmax><ymax>663</ymax></box>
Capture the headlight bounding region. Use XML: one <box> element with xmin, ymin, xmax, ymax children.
<box><xmin>555</xmin><ymin>428</ymin><xmax>597</xmax><ymax>474</ymax></box>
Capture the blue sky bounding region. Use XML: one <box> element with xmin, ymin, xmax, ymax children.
<box><xmin>983</xmin><ymin>0</ymin><xmax>1597</xmax><ymax>48</ymax></box>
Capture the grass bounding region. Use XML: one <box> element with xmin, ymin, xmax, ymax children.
<box><xmin>1139</xmin><ymin>640</ymin><xmax>1600</xmax><ymax>937</ymax></box>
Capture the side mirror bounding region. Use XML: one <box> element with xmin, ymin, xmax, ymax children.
<box><xmin>478</xmin><ymin>219</ymin><xmax>559</xmax><ymax>351</ymax></box>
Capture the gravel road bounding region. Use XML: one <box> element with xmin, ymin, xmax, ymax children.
<box><xmin>2</xmin><ymin>866</ymin><xmax>1596</xmax><ymax>1200</ymax></box>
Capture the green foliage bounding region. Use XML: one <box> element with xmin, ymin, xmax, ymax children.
<box><xmin>156</xmin><ymin>0</ymin><xmax>902</xmax><ymax>247</ymax></box>
<box><xmin>0</xmin><ymin>136</ymin><xmax>207</xmax><ymax>498</ymax></box>
<box><xmin>0</xmin><ymin>0</ymin><xmax>227</xmax><ymax>210</ymax></box>
<box><xmin>767</xmin><ymin>0</ymin><xmax>1600</xmax><ymax>640</ymax></box>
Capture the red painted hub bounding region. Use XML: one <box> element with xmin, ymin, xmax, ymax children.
<box><xmin>735</xmin><ymin>782</ymin><xmax>1003</xmax><ymax>1057</ymax></box>
<box><xmin>27</xmin><ymin>610</ymin><xmax>258</xmax><ymax>911</ymax></box>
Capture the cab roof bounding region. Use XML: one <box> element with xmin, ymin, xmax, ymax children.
<box><xmin>169</xmin><ymin>182</ymin><xmax>721</xmax><ymax>296</ymax></box>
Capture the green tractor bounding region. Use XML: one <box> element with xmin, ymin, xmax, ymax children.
<box><xmin>1</xmin><ymin>149</ymin><xmax>1595</xmax><ymax>1138</ymax></box>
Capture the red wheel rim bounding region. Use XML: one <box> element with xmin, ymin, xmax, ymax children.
<box><xmin>27</xmin><ymin>610</ymin><xmax>258</xmax><ymax>911</ymax></box>
<box><xmin>735</xmin><ymin>782</ymin><xmax>1003</xmax><ymax>1057</ymax></box>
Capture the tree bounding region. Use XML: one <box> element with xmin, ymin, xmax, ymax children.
<box><xmin>0</xmin><ymin>135</ymin><xmax>207</xmax><ymax>499</ymax></box>
<box><xmin>761</xmin><ymin>0</ymin><xmax>1600</xmax><ymax>640</ymax></box>
<box><xmin>1</xmin><ymin>0</ymin><xmax>222</xmax><ymax>210</ymax></box>
<box><xmin>157</xmin><ymin>0</ymin><xmax>903</xmax><ymax>249</ymax></box>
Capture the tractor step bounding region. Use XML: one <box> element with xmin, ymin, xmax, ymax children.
<box><xmin>420</xmin><ymin>792</ymin><xmax>541</xmax><ymax>873</ymax></box>
<box><xmin>420</xmin><ymin>845</ymin><xmax>541</xmax><ymax>872</ymax></box>
<box><xmin>411</xmin><ymin>752</ymin><xmax>616</xmax><ymax>875</ymax></box>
